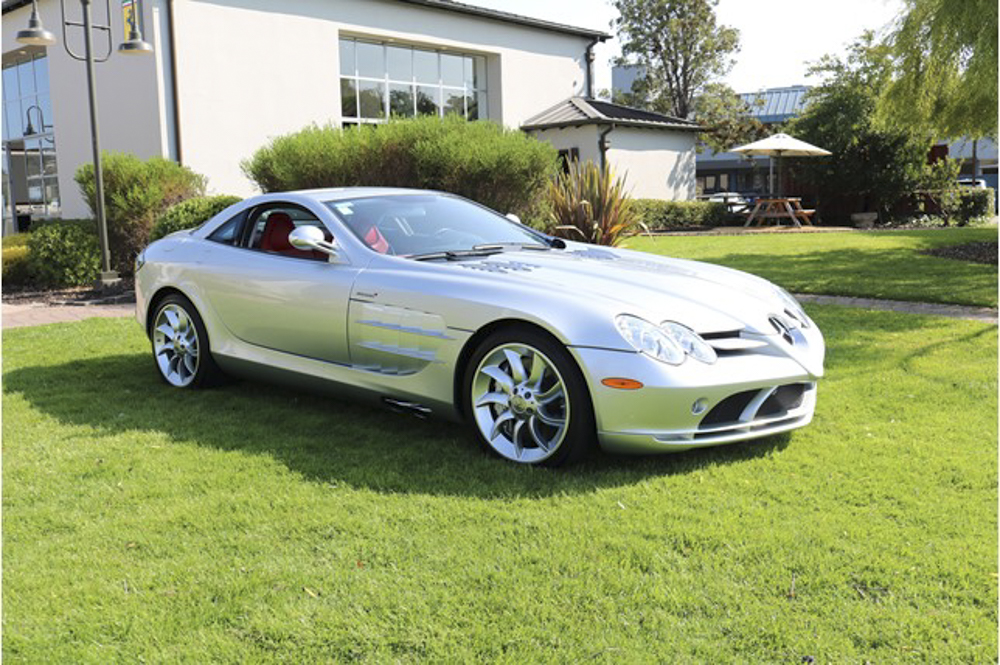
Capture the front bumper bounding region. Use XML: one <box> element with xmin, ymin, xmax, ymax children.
<box><xmin>569</xmin><ymin>328</ymin><xmax>823</xmax><ymax>454</ymax></box>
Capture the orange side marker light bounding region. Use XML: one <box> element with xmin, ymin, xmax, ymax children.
<box><xmin>601</xmin><ymin>378</ymin><xmax>644</xmax><ymax>390</ymax></box>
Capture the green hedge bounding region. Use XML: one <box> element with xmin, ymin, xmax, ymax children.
<box><xmin>2</xmin><ymin>233</ymin><xmax>33</xmax><ymax>286</ymax></box>
<box><xmin>242</xmin><ymin>116</ymin><xmax>559</xmax><ymax>218</ymax></box>
<box><xmin>26</xmin><ymin>219</ymin><xmax>101</xmax><ymax>287</ymax></box>
<box><xmin>75</xmin><ymin>153</ymin><xmax>205</xmax><ymax>274</ymax></box>
<box><xmin>151</xmin><ymin>195</ymin><xmax>242</xmax><ymax>241</ymax></box>
<box><xmin>954</xmin><ymin>188</ymin><xmax>995</xmax><ymax>225</ymax></box>
<box><xmin>633</xmin><ymin>199</ymin><xmax>730</xmax><ymax>230</ymax></box>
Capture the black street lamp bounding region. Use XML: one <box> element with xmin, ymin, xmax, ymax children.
<box><xmin>16</xmin><ymin>0</ymin><xmax>153</xmax><ymax>287</ymax></box>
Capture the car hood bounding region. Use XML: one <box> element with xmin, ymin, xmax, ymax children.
<box><xmin>440</xmin><ymin>243</ymin><xmax>790</xmax><ymax>335</ymax></box>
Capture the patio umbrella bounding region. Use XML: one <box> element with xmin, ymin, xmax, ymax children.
<box><xmin>730</xmin><ymin>133</ymin><xmax>831</xmax><ymax>196</ymax></box>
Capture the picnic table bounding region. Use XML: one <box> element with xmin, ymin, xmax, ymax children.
<box><xmin>743</xmin><ymin>197</ymin><xmax>815</xmax><ymax>227</ymax></box>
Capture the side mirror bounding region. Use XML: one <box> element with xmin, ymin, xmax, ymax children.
<box><xmin>289</xmin><ymin>225</ymin><xmax>338</xmax><ymax>258</ymax></box>
<box><xmin>505</xmin><ymin>213</ymin><xmax>523</xmax><ymax>225</ymax></box>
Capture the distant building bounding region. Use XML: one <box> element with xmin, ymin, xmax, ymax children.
<box><xmin>522</xmin><ymin>97</ymin><xmax>700</xmax><ymax>200</ymax></box>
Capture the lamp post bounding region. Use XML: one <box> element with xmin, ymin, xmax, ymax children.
<box><xmin>17</xmin><ymin>0</ymin><xmax>153</xmax><ymax>288</ymax></box>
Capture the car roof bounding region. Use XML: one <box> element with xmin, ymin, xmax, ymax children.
<box><xmin>287</xmin><ymin>187</ymin><xmax>441</xmax><ymax>202</ymax></box>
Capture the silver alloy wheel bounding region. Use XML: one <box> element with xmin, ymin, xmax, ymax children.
<box><xmin>471</xmin><ymin>343</ymin><xmax>570</xmax><ymax>463</ymax></box>
<box><xmin>153</xmin><ymin>303</ymin><xmax>200</xmax><ymax>387</ymax></box>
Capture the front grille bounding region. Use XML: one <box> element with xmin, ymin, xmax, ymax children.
<box><xmin>700</xmin><ymin>389</ymin><xmax>758</xmax><ymax>426</ymax></box>
<box><xmin>698</xmin><ymin>382</ymin><xmax>812</xmax><ymax>431</ymax></box>
<box><xmin>758</xmin><ymin>383</ymin><xmax>806</xmax><ymax>417</ymax></box>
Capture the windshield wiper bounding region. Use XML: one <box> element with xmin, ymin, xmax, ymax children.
<box><xmin>409</xmin><ymin>247</ymin><xmax>506</xmax><ymax>261</ymax></box>
<box><xmin>471</xmin><ymin>242</ymin><xmax>551</xmax><ymax>252</ymax></box>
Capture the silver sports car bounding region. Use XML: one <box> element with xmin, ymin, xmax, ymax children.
<box><xmin>135</xmin><ymin>188</ymin><xmax>824</xmax><ymax>466</ymax></box>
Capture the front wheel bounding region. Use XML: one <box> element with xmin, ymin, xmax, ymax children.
<box><xmin>150</xmin><ymin>294</ymin><xmax>224</xmax><ymax>389</ymax></box>
<box><xmin>463</xmin><ymin>327</ymin><xmax>595</xmax><ymax>466</ymax></box>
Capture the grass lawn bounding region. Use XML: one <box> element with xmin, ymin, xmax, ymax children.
<box><xmin>3</xmin><ymin>309</ymin><xmax>996</xmax><ymax>662</ymax></box>
<box><xmin>626</xmin><ymin>227</ymin><xmax>998</xmax><ymax>307</ymax></box>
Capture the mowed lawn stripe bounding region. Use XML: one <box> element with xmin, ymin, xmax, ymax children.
<box><xmin>626</xmin><ymin>227</ymin><xmax>998</xmax><ymax>307</ymax></box>
<box><xmin>2</xmin><ymin>309</ymin><xmax>996</xmax><ymax>662</ymax></box>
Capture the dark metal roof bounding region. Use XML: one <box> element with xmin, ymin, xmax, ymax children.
<box><xmin>740</xmin><ymin>86</ymin><xmax>810</xmax><ymax>123</ymax></box>
<box><xmin>522</xmin><ymin>97</ymin><xmax>701</xmax><ymax>132</ymax></box>
<box><xmin>3</xmin><ymin>0</ymin><xmax>610</xmax><ymax>40</ymax></box>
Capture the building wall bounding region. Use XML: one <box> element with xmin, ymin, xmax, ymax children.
<box><xmin>172</xmin><ymin>0</ymin><xmax>593</xmax><ymax>197</ymax></box>
<box><xmin>607</xmin><ymin>127</ymin><xmax>696</xmax><ymax>200</ymax></box>
<box><xmin>529</xmin><ymin>125</ymin><xmax>601</xmax><ymax>166</ymax></box>
<box><xmin>2</xmin><ymin>0</ymin><xmax>171</xmax><ymax>218</ymax></box>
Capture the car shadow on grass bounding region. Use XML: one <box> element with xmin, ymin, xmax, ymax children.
<box><xmin>4</xmin><ymin>352</ymin><xmax>793</xmax><ymax>499</ymax></box>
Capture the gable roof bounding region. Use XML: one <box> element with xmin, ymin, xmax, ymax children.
<box><xmin>521</xmin><ymin>97</ymin><xmax>701</xmax><ymax>132</ymax></box>
<box><xmin>2</xmin><ymin>0</ymin><xmax>610</xmax><ymax>40</ymax></box>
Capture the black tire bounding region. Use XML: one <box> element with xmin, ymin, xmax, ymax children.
<box><xmin>462</xmin><ymin>325</ymin><xmax>595</xmax><ymax>467</ymax></box>
<box><xmin>150</xmin><ymin>293</ymin><xmax>225</xmax><ymax>389</ymax></box>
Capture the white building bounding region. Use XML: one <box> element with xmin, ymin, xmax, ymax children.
<box><xmin>2</xmin><ymin>0</ymin><xmax>698</xmax><ymax>234</ymax></box>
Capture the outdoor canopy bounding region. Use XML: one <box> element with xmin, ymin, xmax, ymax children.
<box><xmin>730</xmin><ymin>132</ymin><xmax>832</xmax><ymax>196</ymax></box>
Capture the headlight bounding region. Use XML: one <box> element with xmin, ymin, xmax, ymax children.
<box><xmin>661</xmin><ymin>321</ymin><xmax>718</xmax><ymax>364</ymax></box>
<box><xmin>616</xmin><ymin>315</ymin><xmax>685</xmax><ymax>365</ymax></box>
<box><xmin>774</xmin><ymin>286</ymin><xmax>809</xmax><ymax>328</ymax></box>
<box><xmin>614</xmin><ymin>315</ymin><xmax>717</xmax><ymax>365</ymax></box>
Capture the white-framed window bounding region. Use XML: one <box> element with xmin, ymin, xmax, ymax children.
<box><xmin>2</xmin><ymin>50</ymin><xmax>60</xmax><ymax>226</ymax></box>
<box><xmin>339</xmin><ymin>37</ymin><xmax>488</xmax><ymax>125</ymax></box>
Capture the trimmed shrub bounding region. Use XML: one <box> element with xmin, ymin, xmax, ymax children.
<box><xmin>633</xmin><ymin>199</ymin><xmax>730</xmax><ymax>229</ymax></box>
<box><xmin>241</xmin><ymin>116</ymin><xmax>558</xmax><ymax>218</ymax></box>
<box><xmin>2</xmin><ymin>233</ymin><xmax>33</xmax><ymax>286</ymax></box>
<box><xmin>75</xmin><ymin>153</ymin><xmax>205</xmax><ymax>274</ymax></box>
<box><xmin>26</xmin><ymin>219</ymin><xmax>101</xmax><ymax>287</ymax></box>
<box><xmin>954</xmin><ymin>188</ymin><xmax>995</xmax><ymax>225</ymax></box>
<box><xmin>151</xmin><ymin>195</ymin><xmax>242</xmax><ymax>241</ymax></box>
<box><xmin>546</xmin><ymin>160</ymin><xmax>639</xmax><ymax>246</ymax></box>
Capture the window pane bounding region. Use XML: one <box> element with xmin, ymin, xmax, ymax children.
<box><xmin>389</xmin><ymin>83</ymin><xmax>414</xmax><ymax>118</ymax></box>
<box><xmin>720</xmin><ymin>173</ymin><xmax>729</xmax><ymax>190</ymax></box>
<box><xmin>28</xmin><ymin>179</ymin><xmax>43</xmax><ymax>203</ymax></box>
<box><xmin>24</xmin><ymin>139</ymin><xmax>41</xmax><ymax>178</ymax></box>
<box><xmin>42</xmin><ymin>143</ymin><xmax>57</xmax><ymax>176</ymax></box>
<box><xmin>5</xmin><ymin>102</ymin><xmax>22</xmax><ymax>138</ymax></box>
<box><xmin>38</xmin><ymin>92</ymin><xmax>52</xmax><ymax>132</ymax></box>
<box><xmin>44</xmin><ymin>176</ymin><xmax>59</xmax><ymax>208</ymax></box>
<box><xmin>358</xmin><ymin>80</ymin><xmax>386</xmax><ymax>119</ymax></box>
<box><xmin>473</xmin><ymin>56</ymin><xmax>487</xmax><ymax>90</ymax></box>
<box><xmin>441</xmin><ymin>53</ymin><xmax>463</xmax><ymax>87</ymax></box>
<box><xmin>415</xmin><ymin>85</ymin><xmax>439</xmax><ymax>116</ymax></box>
<box><xmin>33</xmin><ymin>55</ymin><xmax>48</xmax><ymax>92</ymax></box>
<box><xmin>18</xmin><ymin>60</ymin><xmax>35</xmax><ymax>96</ymax></box>
<box><xmin>387</xmin><ymin>46</ymin><xmax>412</xmax><ymax>81</ymax></box>
<box><xmin>2</xmin><ymin>66</ymin><xmax>17</xmax><ymax>101</ymax></box>
<box><xmin>413</xmin><ymin>49</ymin><xmax>437</xmax><ymax>84</ymax></box>
<box><xmin>466</xmin><ymin>92</ymin><xmax>479</xmax><ymax>120</ymax></box>
<box><xmin>476</xmin><ymin>92</ymin><xmax>488</xmax><ymax>120</ymax></box>
<box><xmin>339</xmin><ymin>39</ymin><xmax>355</xmax><ymax>76</ymax></box>
<box><xmin>443</xmin><ymin>87</ymin><xmax>465</xmax><ymax>116</ymax></box>
<box><xmin>356</xmin><ymin>42</ymin><xmax>384</xmax><ymax>79</ymax></box>
<box><xmin>340</xmin><ymin>78</ymin><xmax>358</xmax><ymax>117</ymax></box>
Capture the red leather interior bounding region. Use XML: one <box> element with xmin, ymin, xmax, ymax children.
<box><xmin>365</xmin><ymin>225</ymin><xmax>390</xmax><ymax>254</ymax></box>
<box><xmin>259</xmin><ymin>213</ymin><xmax>325</xmax><ymax>260</ymax></box>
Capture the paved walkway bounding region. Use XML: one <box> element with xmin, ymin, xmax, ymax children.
<box><xmin>794</xmin><ymin>294</ymin><xmax>998</xmax><ymax>324</ymax></box>
<box><xmin>2</xmin><ymin>295</ymin><xmax>996</xmax><ymax>330</ymax></box>
<box><xmin>2</xmin><ymin>302</ymin><xmax>135</xmax><ymax>329</ymax></box>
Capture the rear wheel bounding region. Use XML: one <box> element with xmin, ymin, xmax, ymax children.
<box><xmin>151</xmin><ymin>294</ymin><xmax>223</xmax><ymax>389</ymax></box>
<box><xmin>463</xmin><ymin>327</ymin><xmax>594</xmax><ymax>466</ymax></box>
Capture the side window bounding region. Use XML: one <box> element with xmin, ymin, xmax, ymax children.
<box><xmin>208</xmin><ymin>210</ymin><xmax>246</xmax><ymax>245</ymax></box>
<box><xmin>243</xmin><ymin>204</ymin><xmax>333</xmax><ymax>260</ymax></box>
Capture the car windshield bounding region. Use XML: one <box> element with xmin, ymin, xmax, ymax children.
<box><xmin>323</xmin><ymin>194</ymin><xmax>548</xmax><ymax>258</ymax></box>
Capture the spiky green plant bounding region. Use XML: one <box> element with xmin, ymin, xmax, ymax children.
<box><xmin>546</xmin><ymin>160</ymin><xmax>641</xmax><ymax>246</ymax></box>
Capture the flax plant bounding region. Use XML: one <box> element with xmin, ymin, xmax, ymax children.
<box><xmin>547</xmin><ymin>160</ymin><xmax>642</xmax><ymax>246</ymax></box>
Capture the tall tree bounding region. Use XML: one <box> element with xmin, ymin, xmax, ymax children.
<box><xmin>880</xmin><ymin>0</ymin><xmax>998</xmax><ymax>139</ymax></box>
<box><xmin>613</xmin><ymin>0</ymin><xmax>739</xmax><ymax>119</ymax></box>
<box><xmin>790</xmin><ymin>35</ymin><xmax>931</xmax><ymax>221</ymax></box>
<box><xmin>691</xmin><ymin>83</ymin><xmax>768</xmax><ymax>154</ymax></box>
